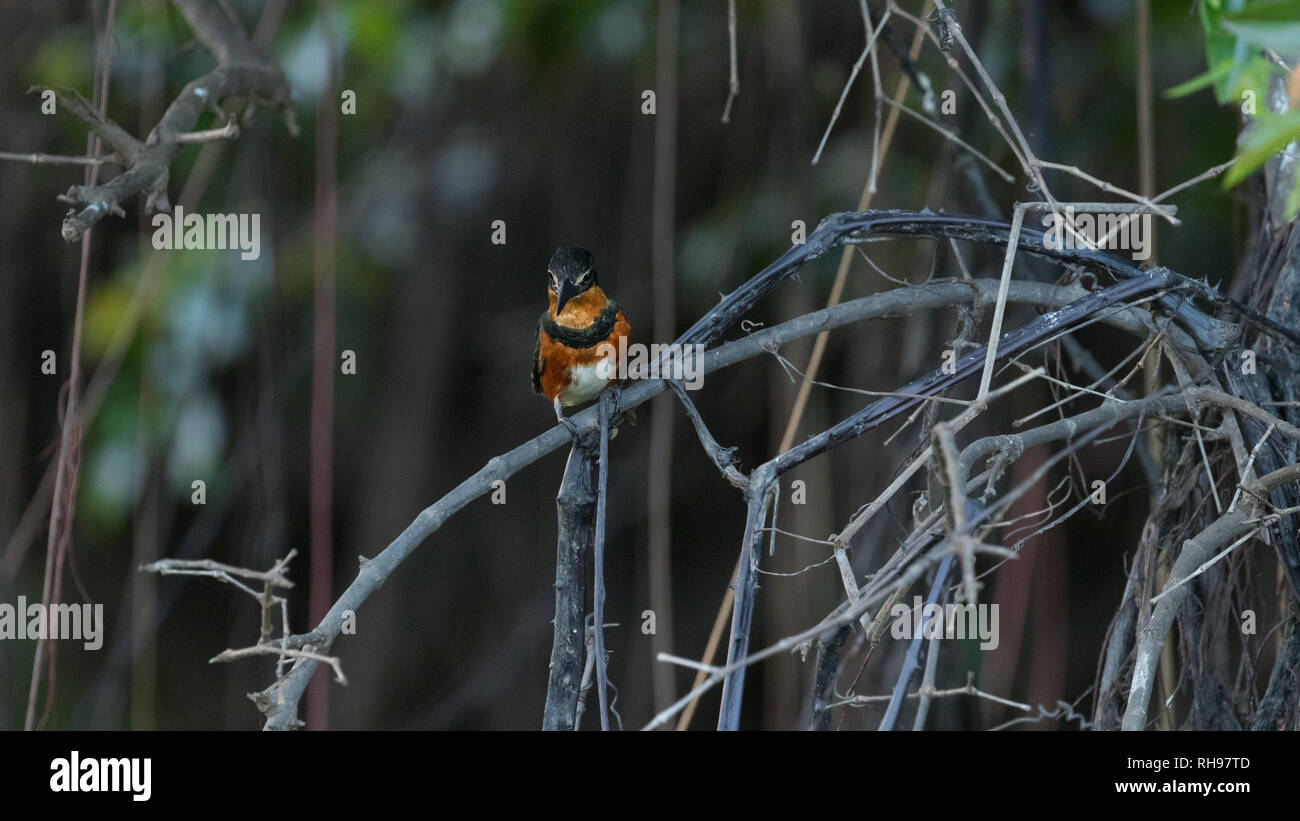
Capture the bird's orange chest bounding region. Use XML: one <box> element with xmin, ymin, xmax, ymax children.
<box><xmin>536</xmin><ymin>286</ymin><xmax>630</xmax><ymax>404</ymax></box>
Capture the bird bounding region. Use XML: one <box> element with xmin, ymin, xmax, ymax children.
<box><xmin>532</xmin><ymin>245</ymin><xmax>631</xmax><ymax>434</ymax></box>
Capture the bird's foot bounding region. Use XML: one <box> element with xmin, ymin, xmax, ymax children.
<box><xmin>558</xmin><ymin>416</ymin><xmax>581</xmax><ymax>437</ymax></box>
<box><xmin>554</xmin><ymin>399</ymin><xmax>581</xmax><ymax>439</ymax></box>
<box><xmin>605</xmin><ymin>383</ymin><xmax>623</xmax><ymax>413</ymax></box>
<box><xmin>607</xmin><ymin>383</ymin><xmax>635</xmax><ymax>427</ymax></box>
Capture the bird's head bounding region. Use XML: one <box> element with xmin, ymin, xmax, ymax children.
<box><xmin>547</xmin><ymin>245</ymin><xmax>598</xmax><ymax>315</ymax></box>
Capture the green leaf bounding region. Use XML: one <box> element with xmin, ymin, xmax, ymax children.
<box><xmin>1222</xmin><ymin>0</ymin><xmax>1300</xmax><ymax>52</ymax></box>
<box><xmin>1223</xmin><ymin>111</ymin><xmax>1300</xmax><ymax>188</ymax></box>
<box><xmin>1286</xmin><ymin>173</ymin><xmax>1300</xmax><ymax>221</ymax></box>
<box><xmin>1199</xmin><ymin>0</ymin><xmax>1240</xmax><ymax>102</ymax></box>
<box><xmin>1226</xmin><ymin>57</ymin><xmax>1285</xmax><ymax>108</ymax></box>
<box><xmin>1165</xmin><ymin>58</ymin><xmax>1235</xmax><ymax>98</ymax></box>
<box><xmin>1222</xmin><ymin>0</ymin><xmax>1300</xmax><ymax>23</ymax></box>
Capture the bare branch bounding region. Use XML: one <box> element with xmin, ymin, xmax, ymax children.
<box><xmin>248</xmin><ymin>209</ymin><xmax>1263</xmax><ymax>729</ymax></box>
<box><xmin>174</xmin><ymin>116</ymin><xmax>241</xmax><ymax>144</ymax></box>
<box><xmin>1122</xmin><ymin>464</ymin><xmax>1300</xmax><ymax>730</ymax></box>
<box><xmin>0</xmin><ymin>150</ymin><xmax>117</xmax><ymax>166</ymax></box>
<box><xmin>48</xmin><ymin>0</ymin><xmax>290</xmax><ymax>242</ymax></box>
<box><xmin>211</xmin><ymin>645</ymin><xmax>346</xmax><ymax>686</ymax></box>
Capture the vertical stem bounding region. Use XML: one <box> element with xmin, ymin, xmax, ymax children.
<box><xmin>129</xmin><ymin>0</ymin><xmax>166</xmax><ymax>733</ymax></box>
<box><xmin>880</xmin><ymin>555</ymin><xmax>954</xmax><ymax>731</ymax></box>
<box><xmin>591</xmin><ymin>396</ymin><xmax>612</xmax><ymax>729</ymax></box>
<box><xmin>1135</xmin><ymin>0</ymin><xmax>1173</xmax><ymax>730</ymax></box>
<box><xmin>308</xmin><ymin>0</ymin><xmax>338</xmax><ymax>731</ymax></box>
<box><xmin>1135</xmin><ymin>0</ymin><xmax>1156</xmax><ymax>259</ymax></box>
<box><xmin>647</xmin><ymin>0</ymin><xmax>679</xmax><ymax>715</ymax></box>
<box><xmin>544</xmin><ymin>443</ymin><xmax>595</xmax><ymax>730</ymax></box>
<box><xmin>26</xmin><ymin>0</ymin><xmax>117</xmax><ymax>730</ymax></box>
<box><xmin>717</xmin><ymin>474</ymin><xmax>773</xmax><ymax>730</ymax></box>
<box><xmin>808</xmin><ymin>625</ymin><xmax>849</xmax><ymax>730</ymax></box>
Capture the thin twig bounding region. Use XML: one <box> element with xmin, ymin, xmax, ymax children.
<box><xmin>174</xmin><ymin>116</ymin><xmax>241</xmax><ymax>143</ymax></box>
<box><xmin>211</xmin><ymin>645</ymin><xmax>346</xmax><ymax>685</ymax></box>
<box><xmin>720</xmin><ymin>0</ymin><xmax>739</xmax><ymax>123</ymax></box>
<box><xmin>0</xmin><ymin>151</ymin><xmax>117</xmax><ymax>166</ymax></box>
<box><xmin>592</xmin><ymin>392</ymin><xmax>613</xmax><ymax>730</ymax></box>
<box><xmin>812</xmin><ymin>1</ymin><xmax>888</xmax><ymax>165</ymax></box>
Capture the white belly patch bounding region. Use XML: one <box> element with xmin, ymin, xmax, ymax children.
<box><xmin>560</xmin><ymin>358</ymin><xmax>615</xmax><ymax>406</ymax></box>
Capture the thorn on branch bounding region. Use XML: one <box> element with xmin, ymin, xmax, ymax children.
<box><xmin>174</xmin><ymin>115</ymin><xmax>241</xmax><ymax>144</ymax></box>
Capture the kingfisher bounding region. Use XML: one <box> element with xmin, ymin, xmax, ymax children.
<box><xmin>532</xmin><ymin>245</ymin><xmax>631</xmax><ymax>433</ymax></box>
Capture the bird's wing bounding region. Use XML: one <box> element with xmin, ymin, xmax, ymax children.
<box><xmin>531</xmin><ymin>313</ymin><xmax>546</xmax><ymax>395</ymax></box>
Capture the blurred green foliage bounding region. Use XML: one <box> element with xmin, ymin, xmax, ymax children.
<box><xmin>1169</xmin><ymin>0</ymin><xmax>1300</xmax><ymax>216</ymax></box>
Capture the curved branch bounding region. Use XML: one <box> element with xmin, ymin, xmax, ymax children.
<box><xmin>251</xmin><ymin>208</ymin><xmax>1256</xmax><ymax>729</ymax></box>
<box><xmin>251</xmin><ymin>277</ymin><xmax>1179</xmax><ymax>729</ymax></box>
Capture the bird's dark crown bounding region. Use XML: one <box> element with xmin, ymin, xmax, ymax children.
<box><xmin>548</xmin><ymin>245</ymin><xmax>597</xmax><ymax>286</ymax></box>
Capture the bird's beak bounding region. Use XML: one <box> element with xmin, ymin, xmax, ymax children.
<box><xmin>555</xmin><ymin>279</ymin><xmax>582</xmax><ymax>315</ymax></box>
